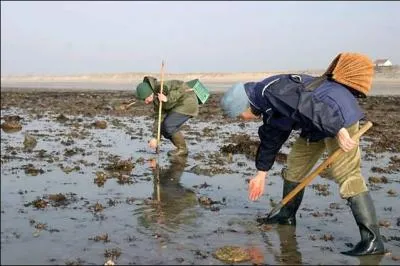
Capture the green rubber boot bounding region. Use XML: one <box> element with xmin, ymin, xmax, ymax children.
<box><xmin>167</xmin><ymin>131</ymin><xmax>188</xmax><ymax>157</ymax></box>
<box><xmin>341</xmin><ymin>191</ymin><xmax>385</xmax><ymax>256</ymax></box>
<box><xmin>256</xmin><ymin>179</ymin><xmax>304</xmax><ymax>225</ymax></box>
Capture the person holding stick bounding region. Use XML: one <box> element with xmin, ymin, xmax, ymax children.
<box><xmin>220</xmin><ymin>52</ymin><xmax>385</xmax><ymax>256</ymax></box>
<box><xmin>135</xmin><ymin>75</ymin><xmax>199</xmax><ymax>157</ymax></box>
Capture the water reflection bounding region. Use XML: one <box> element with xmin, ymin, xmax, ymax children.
<box><xmin>138</xmin><ymin>156</ymin><xmax>198</xmax><ymax>230</ymax></box>
<box><xmin>261</xmin><ymin>225</ymin><xmax>303</xmax><ymax>265</ymax></box>
<box><xmin>1</xmin><ymin>127</ymin><xmax>22</xmax><ymax>134</ymax></box>
<box><xmin>358</xmin><ymin>254</ymin><xmax>385</xmax><ymax>265</ymax></box>
<box><xmin>275</xmin><ymin>225</ymin><xmax>302</xmax><ymax>265</ymax></box>
<box><xmin>264</xmin><ymin>226</ymin><xmax>385</xmax><ymax>265</ymax></box>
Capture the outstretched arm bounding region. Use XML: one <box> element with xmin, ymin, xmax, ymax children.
<box><xmin>249</xmin><ymin>122</ymin><xmax>292</xmax><ymax>201</ymax></box>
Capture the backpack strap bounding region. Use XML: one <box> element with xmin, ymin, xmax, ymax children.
<box><xmin>305</xmin><ymin>75</ymin><xmax>328</xmax><ymax>91</ymax></box>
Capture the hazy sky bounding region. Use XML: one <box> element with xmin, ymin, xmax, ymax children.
<box><xmin>1</xmin><ymin>1</ymin><xmax>399</xmax><ymax>75</ymax></box>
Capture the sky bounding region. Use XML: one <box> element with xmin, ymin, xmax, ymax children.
<box><xmin>1</xmin><ymin>1</ymin><xmax>399</xmax><ymax>75</ymax></box>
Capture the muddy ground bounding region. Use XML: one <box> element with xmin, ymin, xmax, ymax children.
<box><xmin>1</xmin><ymin>89</ymin><xmax>399</xmax><ymax>265</ymax></box>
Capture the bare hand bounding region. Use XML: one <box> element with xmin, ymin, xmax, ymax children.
<box><xmin>248</xmin><ymin>171</ymin><xmax>267</xmax><ymax>201</ymax></box>
<box><xmin>336</xmin><ymin>128</ymin><xmax>357</xmax><ymax>152</ymax></box>
<box><xmin>157</xmin><ymin>93</ymin><xmax>167</xmax><ymax>102</ymax></box>
<box><xmin>148</xmin><ymin>158</ymin><xmax>157</xmax><ymax>169</ymax></box>
<box><xmin>149</xmin><ymin>138</ymin><xmax>158</xmax><ymax>149</ymax></box>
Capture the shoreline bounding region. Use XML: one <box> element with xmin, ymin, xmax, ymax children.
<box><xmin>2</xmin><ymin>67</ymin><xmax>399</xmax><ymax>83</ymax></box>
<box><xmin>2</xmin><ymin>68</ymin><xmax>399</xmax><ymax>95</ymax></box>
<box><xmin>1</xmin><ymin>79</ymin><xmax>399</xmax><ymax>95</ymax></box>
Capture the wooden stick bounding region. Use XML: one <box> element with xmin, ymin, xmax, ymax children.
<box><xmin>266</xmin><ymin>121</ymin><xmax>373</xmax><ymax>219</ymax></box>
<box><xmin>156</xmin><ymin>60</ymin><xmax>165</xmax><ymax>154</ymax></box>
<box><xmin>120</xmin><ymin>101</ymin><xmax>136</xmax><ymax>110</ymax></box>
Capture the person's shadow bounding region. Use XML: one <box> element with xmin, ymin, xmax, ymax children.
<box><xmin>138</xmin><ymin>156</ymin><xmax>198</xmax><ymax>230</ymax></box>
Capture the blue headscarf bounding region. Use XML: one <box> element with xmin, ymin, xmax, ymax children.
<box><xmin>220</xmin><ymin>83</ymin><xmax>250</xmax><ymax>118</ymax></box>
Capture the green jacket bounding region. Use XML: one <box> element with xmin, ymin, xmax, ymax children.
<box><xmin>143</xmin><ymin>76</ymin><xmax>199</xmax><ymax>137</ymax></box>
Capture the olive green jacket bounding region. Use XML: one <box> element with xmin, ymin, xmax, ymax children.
<box><xmin>143</xmin><ymin>76</ymin><xmax>199</xmax><ymax>137</ymax></box>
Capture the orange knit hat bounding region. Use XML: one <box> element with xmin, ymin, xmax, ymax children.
<box><xmin>324</xmin><ymin>52</ymin><xmax>374</xmax><ymax>96</ymax></box>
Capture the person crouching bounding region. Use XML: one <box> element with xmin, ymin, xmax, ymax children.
<box><xmin>135</xmin><ymin>76</ymin><xmax>199</xmax><ymax>156</ymax></box>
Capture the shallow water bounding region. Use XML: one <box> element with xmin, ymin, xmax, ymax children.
<box><xmin>1</xmin><ymin>109</ymin><xmax>399</xmax><ymax>265</ymax></box>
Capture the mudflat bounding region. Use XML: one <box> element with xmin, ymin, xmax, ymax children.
<box><xmin>1</xmin><ymin>89</ymin><xmax>399</xmax><ymax>265</ymax></box>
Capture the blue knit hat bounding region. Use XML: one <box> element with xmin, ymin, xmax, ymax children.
<box><xmin>220</xmin><ymin>82</ymin><xmax>250</xmax><ymax>118</ymax></box>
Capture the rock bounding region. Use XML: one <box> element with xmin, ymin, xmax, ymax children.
<box><xmin>321</xmin><ymin>234</ymin><xmax>334</xmax><ymax>241</ymax></box>
<box><xmin>1</xmin><ymin>121</ymin><xmax>22</xmax><ymax>133</ymax></box>
<box><xmin>312</xmin><ymin>211</ymin><xmax>324</xmax><ymax>217</ymax></box>
<box><xmin>2</xmin><ymin>115</ymin><xmax>23</xmax><ymax>122</ymax></box>
<box><xmin>34</xmin><ymin>223</ymin><xmax>47</xmax><ymax>230</ymax></box>
<box><xmin>61</xmin><ymin>138</ymin><xmax>75</xmax><ymax>146</ymax></box>
<box><xmin>213</xmin><ymin>246</ymin><xmax>251</xmax><ymax>263</ymax></box>
<box><xmin>319</xmin><ymin>169</ymin><xmax>331</xmax><ymax>179</ymax></box>
<box><xmin>104</xmin><ymin>105</ymin><xmax>114</xmax><ymax>111</ymax></box>
<box><xmin>175</xmin><ymin>258</ymin><xmax>184</xmax><ymax>263</ymax></box>
<box><xmin>368</xmin><ymin>176</ymin><xmax>389</xmax><ymax>184</ymax></box>
<box><xmin>311</xmin><ymin>184</ymin><xmax>331</xmax><ymax>196</ymax></box>
<box><xmin>329</xmin><ymin>203</ymin><xmax>342</xmax><ymax>209</ymax></box>
<box><xmin>387</xmin><ymin>189</ymin><xmax>398</xmax><ymax>196</ymax></box>
<box><xmin>116</xmin><ymin>174</ymin><xmax>133</xmax><ymax>185</ymax></box>
<box><xmin>48</xmin><ymin>193</ymin><xmax>67</xmax><ymax>202</ymax></box>
<box><xmin>198</xmin><ymin>196</ymin><xmax>213</xmax><ymax>206</ymax></box>
<box><xmin>94</xmin><ymin>171</ymin><xmax>108</xmax><ymax>187</ymax></box>
<box><xmin>220</xmin><ymin>134</ymin><xmax>260</xmax><ymax>160</ymax></box>
<box><xmin>56</xmin><ymin>114</ymin><xmax>69</xmax><ymax>122</ymax></box>
<box><xmin>32</xmin><ymin>199</ymin><xmax>48</xmax><ymax>209</ymax></box>
<box><xmin>309</xmin><ymin>235</ymin><xmax>317</xmax><ymax>241</ymax></box>
<box><xmin>379</xmin><ymin>220</ymin><xmax>391</xmax><ymax>227</ymax></box>
<box><xmin>89</xmin><ymin>233</ymin><xmax>110</xmax><ymax>243</ymax></box>
<box><xmin>104</xmin><ymin>248</ymin><xmax>121</xmax><ymax>259</ymax></box>
<box><xmin>94</xmin><ymin>120</ymin><xmax>107</xmax><ymax>129</ymax></box>
<box><xmin>90</xmin><ymin>202</ymin><xmax>104</xmax><ymax>213</ymax></box>
<box><xmin>24</xmin><ymin>164</ymin><xmax>45</xmax><ymax>176</ymax></box>
<box><xmin>64</xmin><ymin>147</ymin><xmax>85</xmax><ymax>157</ymax></box>
<box><xmin>23</xmin><ymin>134</ymin><xmax>37</xmax><ymax>150</ymax></box>
<box><xmin>105</xmin><ymin>159</ymin><xmax>134</xmax><ymax>172</ymax></box>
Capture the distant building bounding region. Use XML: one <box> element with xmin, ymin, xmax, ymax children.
<box><xmin>374</xmin><ymin>59</ymin><xmax>393</xmax><ymax>67</ymax></box>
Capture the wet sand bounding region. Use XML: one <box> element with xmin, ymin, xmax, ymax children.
<box><xmin>1</xmin><ymin>89</ymin><xmax>399</xmax><ymax>265</ymax></box>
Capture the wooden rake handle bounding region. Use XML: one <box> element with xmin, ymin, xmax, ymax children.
<box><xmin>266</xmin><ymin>121</ymin><xmax>373</xmax><ymax>219</ymax></box>
<box><xmin>156</xmin><ymin>60</ymin><xmax>165</xmax><ymax>154</ymax></box>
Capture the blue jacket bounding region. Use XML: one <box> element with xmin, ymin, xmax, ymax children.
<box><xmin>244</xmin><ymin>74</ymin><xmax>364</xmax><ymax>171</ymax></box>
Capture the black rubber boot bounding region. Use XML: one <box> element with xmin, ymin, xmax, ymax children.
<box><xmin>167</xmin><ymin>131</ymin><xmax>188</xmax><ymax>157</ymax></box>
<box><xmin>341</xmin><ymin>191</ymin><xmax>385</xmax><ymax>256</ymax></box>
<box><xmin>256</xmin><ymin>180</ymin><xmax>304</xmax><ymax>225</ymax></box>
